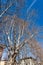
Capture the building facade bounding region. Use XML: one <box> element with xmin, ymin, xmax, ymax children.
<box><xmin>19</xmin><ymin>57</ymin><xmax>36</xmax><ymax>65</ymax></box>
<box><xmin>0</xmin><ymin>44</ymin><xmax>5</xmax><ymax>60</ymax></box>
<box><xmin>0</xmin><ymin>44</ymin><xmax>6</xmax><ymax>65</ymax></box>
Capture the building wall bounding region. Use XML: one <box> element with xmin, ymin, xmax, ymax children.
<box><xmin>0</xmin><ymin>47</ymin><xmax>3</xmax><ymax>60</ymax></box>
<box><xmin>20</xmin><ymin>57</ymin><xmax>36</xmax><ymax>65</ymax></box>
<box><xmin>0</xmin><ymin>44</ymin><xmax>6</xmax><ymax>60</ymax></box>
<box><xmin>0</xmin><ymin>61</ymin><xmax>7</xmax><ymax>65</ymax></box>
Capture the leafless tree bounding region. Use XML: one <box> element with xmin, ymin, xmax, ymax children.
<box><xmin>0</xmin><ymin>0</ymin><xmax>43</xmax><ymax>65</ymax></box>
<box><xmin>1</xmin><ymin>14</ymin><xmax>43</xmax><ymax>65</ymax></box>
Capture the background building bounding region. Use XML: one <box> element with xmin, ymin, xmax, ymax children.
<box><xmin>0</xmin><ymin>44</ymin><xmax>6</xmax><ymax>60</ymax></box>
<box><xmin>19</xmin><ymin>57</ymin><xmax>36</xmax><ymax>65</ymax></box>
<box><xmin>0</xmin><ymin>44</ymin><xmax>6</xmax><ymax>65</ymax></box>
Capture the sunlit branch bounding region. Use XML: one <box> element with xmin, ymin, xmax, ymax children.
<box><xmin>17</xmin><ymin>24</ymin><xmax>24</xmax><ymax>45</ymax></box>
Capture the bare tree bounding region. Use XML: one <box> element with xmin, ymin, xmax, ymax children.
<box><xmin>1</xmin><ymin>15</ymin><xmax>42</xmax><ymax>65</ymax></box>
<box><xmin>0</xmin><ymin>0</ymin><xmax>43</xmax><ymax>65</ymax></box>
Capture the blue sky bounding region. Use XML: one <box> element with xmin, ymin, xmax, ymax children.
<box><xmin>1</xmin><ymin>0</ymin><xmax>43</xmax><ymax>26</ymax></box>
<box><xmin>33</xmin><ymin>0</ymin><xmax>43</xmax><ymax>26</ymax></box>
<box><xmin>0</xmin><ymin>0</ymin><xmax>43</xmax><ymax>60</ymax></box>
<box><xmin>1</xmin><ymin>0</ymin><xmax>43</xmax><ymax>45</ymax></box>
<box><xmin>32</xmin><ymin>0</ymin><xmax>43</xmax><ymax>47</ymax></box>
